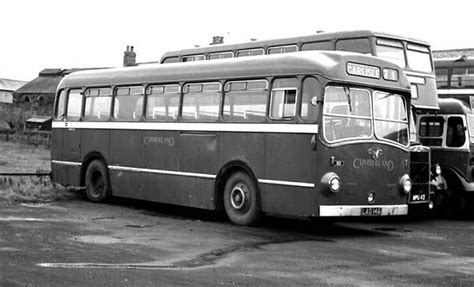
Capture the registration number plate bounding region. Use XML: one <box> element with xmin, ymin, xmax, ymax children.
<box><xmin>361</xmin><ymin>207</ymin><xmax>382</xmax><ymax>216</ymax></box>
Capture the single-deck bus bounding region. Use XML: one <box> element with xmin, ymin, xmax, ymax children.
<box><xmin>160</xmin><ymin>30</ymin><xmax>442</xmax><ymax>211</ymax></box>
<box><xmin>52</xmin><ymin>51</ymin><xmax>412</xmax><ymax>226</ymax></box>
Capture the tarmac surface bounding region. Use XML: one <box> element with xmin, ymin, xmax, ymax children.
<box><xmin>0</xmin><ymin>195</ymin><xmax>473</xmax><ymax>286</ymax></box>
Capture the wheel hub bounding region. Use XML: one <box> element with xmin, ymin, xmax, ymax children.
<box><xmin>230</xmin><ymin>185</ymin><xmax>247</xmax><ymax>210</ymax></box>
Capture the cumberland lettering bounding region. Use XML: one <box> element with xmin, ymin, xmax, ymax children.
<box><xmin>353</xmin><ymin>158</ymin><xmax>394</xmax><ymax>172</ymax></box>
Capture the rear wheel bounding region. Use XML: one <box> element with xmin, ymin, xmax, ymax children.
<box><xmin>85</xmin><ymin>160</ymin><xmax>110</xmax><ymax>202</ymax></box>
<box><xmin>223</xmin><ymin>172</ymin><xmax>261</xmax><ymax>226</ymax></box>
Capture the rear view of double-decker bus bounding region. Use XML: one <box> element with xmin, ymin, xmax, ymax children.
<box><xmin>51</xmin><ymin>51</ymin><xmax>411</xmax><ymax>225</ymax></box>
<box><xmin>160</xmin><ymin>30</ymin><xmax>441</xmax><ymax>212</ymax></box>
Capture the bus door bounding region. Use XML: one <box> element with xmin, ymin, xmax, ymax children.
<box><xmin>56</xmin><ymin>89</ymin><xmax>83</xmax><ymax>186</ymax></box>
<box><xmin>177</xmin><ymin>82</ymin><xmax>220</xmax><ymax>209</ymax></box>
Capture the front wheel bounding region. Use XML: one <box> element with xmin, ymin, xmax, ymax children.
<box><xmin>85</xmin><ymin>160</ymin><xmax>111</xmax><ymax>202</ymax></box>
<box><xmin>223</xmin><ymin>171</ymin><xmax>261</xmax><ymax>226</ymax></box>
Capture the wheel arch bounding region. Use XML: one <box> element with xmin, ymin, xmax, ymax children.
<box><xmin>80</xmin><ymin>151</ymin><xmax>109</xmax><ymax>187</ymax></box>
<box><xmin>214</xmin><ymin>160</ymin><xmax>260</xmax><ymax>211</ymax></box>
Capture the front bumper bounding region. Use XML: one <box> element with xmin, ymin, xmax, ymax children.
<box><xmin>319</xmin><ymin>204</ymin><xmax>408</xmax><ymax>216</ymax></box>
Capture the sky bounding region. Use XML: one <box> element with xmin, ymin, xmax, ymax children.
<box><xmin>1</xmin><ymin>0</ymin><xmax>473</xmax><ymax>81</ymax></box>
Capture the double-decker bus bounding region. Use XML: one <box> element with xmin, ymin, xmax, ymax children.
<box><xmin>417</xmin><ymin>98</ymin><xmax>473</xmax><ymax>213</ymax></box>
<box><xmin>418</xmin><ymin>55</ymin><xmax>474</xmax><ymax>212</ymax></box>
<box><xmin>51</xmin><ymin>51</ymin><xmax>412</xmax><ymax>226</ymax></box>
<box><xmin>160</xmin><ymin>30</ymin><xmax>442</xmax><ymax>211</ymax></box>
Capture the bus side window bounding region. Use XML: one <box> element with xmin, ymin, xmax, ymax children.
<box><xmin>182</xmin><ymin>82</ymin><xmax>220</xmax><ymax>121</ymax></box>
<box><xmin>55</xmin><ymin>90</ymin><xmax>67</xmax><ymax>120</ymax></box>
<box><xmin>270</xmin><ymin>78</ymin><xmax>299</xmax><ymax>120</ymax></box>
<box><xmin>301</xmin><ymin>77</ymin><xmax>321</xmax><ymax>122</ymax></box>
<box><xmin>66</xmin><ymin>89</ymin><xmax>83</xmax><ymax>121</ymax></box>
<box><xmin>446</xmin><ymin>116</ymin><xmax>466</xmax><ymax>147</ymax></box>
<box><xmin>114</xmin><ymin>86</ymin><xmax>144</xmax><ymax>121</ymax></box>
<box><xmin>84</xmin><ymin>88</ymin><xmax>112</xmax><ymax>121</ymax></box>
<box><xmin>223</xmin><ymin>80</ymin><xmax>268</xmax><ymax>122</ymax></box>
<box><xmin>145</xmin><ymin>84</ymin><xmax>180</xmax><ymax>121</ymax></box>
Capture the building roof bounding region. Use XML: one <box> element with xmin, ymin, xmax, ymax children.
<box><xmin>14</xmin><ymin>68</ymin><xmax>108</xmax><ymax>96</ymax></box>
<box><xmin>0</xmin><ymin>78</ymin><xmax>27</xmax><ymax>92</ymax></box>
<box><xmin>433</xmin><ymin>49</ymin><xmax>474</xmax><ymax>59</ymax></box>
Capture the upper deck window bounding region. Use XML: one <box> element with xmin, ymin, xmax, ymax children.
<box><xmin>208</xmin><ymin>51</ymin><xmax>233</xmax><ymax>60</ymax></box>
<box><xmin>182</xmin><ymin>54</ymin><xmax>205</xmax><ymax>62</ymax></box>
<box><xmin>406</xmin><ymin>43</ymin><xmax>433</xmax><ymax>73</ymax></box>
<box><xmin>335</xmin><ymin>38</ymin><xmax>371</xmax><ymax>54</ymax></box>
<box><xmin>162</xmin><ymin>57</ymin><xmax>179</xmax><ymax>64</ymax></box>
<box><xmin>451</xmin><ymin>67</ymin><xmax>474</xmax><ymax>87</ymax></box>
<box><xmin>268</xmin><ymin>45</ymin><xmax>298</xmax><ymax>54</ymax></box>
<box><xmin>113</xmin><ymin>86</ymin><xmax>144</xmax><ymax>121</ymax></box>
<box><xmin>301</xmin><ymin>41</ymin><xmax>332</xmax><ymax>51</ymax></box>
<box><xmin>435</xmin><ymin>68</ymin><xmax>449</xmax><ymax>88</ymax></box>
<box><xmin>375</xmin><ymin>39</ymin><xmax>405</xmax><ymax>68</ymax></box>
<box><xmin>236</xmin><ymin>49</ymin><xmax>264</xmax><ymax>57</ymax></box>
<box><xmin>84</xmin><ymin>88</ymin><xmax>112</xmax><ymax>121</ymax></box>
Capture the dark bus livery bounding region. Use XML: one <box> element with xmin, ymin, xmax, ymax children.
<box><xmin>160</xmin><ymin>30</ymin><xmax>441</xmax><ymax>211</ymax></box>
<box><xmin>51</xmin><ymin>51</ymin><xmax>412</xmax><ymax>225</ymax></box>
<box><xmin>418</xmin><ymin>98</ymin><xmax>474</xmax><ymax>212</ymax></box>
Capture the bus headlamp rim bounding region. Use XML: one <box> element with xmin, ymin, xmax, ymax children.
<box><xmin>328</xmin><ymin>175</ymin><xmax>342</xmax><ymax>193</ymax></box>
<box><xmin>400</xmin><ymin>174</ymin><xmax>412</xmax><ymax>194</ymax></box>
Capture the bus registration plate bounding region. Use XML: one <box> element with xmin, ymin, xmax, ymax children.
<box><xmin>361</xmin><ymin>207</ymin><xmax>382</xmax><ymax>216</ymax></box>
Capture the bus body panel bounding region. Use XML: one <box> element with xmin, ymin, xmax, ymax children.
<box><xmin>261</xmin><ymin>133</ymin><xmax>317</xmax><ymax>216</ymax></box>
<box><xmin>316</xmin><ymin>142</ymin><xmax>408</xmax><ymax>207</ymax></box>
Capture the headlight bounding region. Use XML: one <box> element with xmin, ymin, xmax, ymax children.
<box><xmin>320</xmin><ymin>172</ymin><xmax>342</xmax><ymax>194</ymax></box>
<box><xmin>399</xmin><ymin>174</ymin><xmax>412</xmax><ymax>194</ymax></box>
<box><xmin>329</xmin><ymin>176</ymin><xmax>341</xmax><ymax>193</ymax></box>
<box><xmin>435</xmin><ymin>164</ymin><xmax>442</xmax><ymax>176</ymax></box>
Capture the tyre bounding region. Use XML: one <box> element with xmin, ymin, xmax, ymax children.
<box><xmin>85</xmin><ymin>160</ymin><xmax>111</xmax><ymax>202</ymax></box>
<box><xmin>223</xmin><ymin>171</ymin><xmax>261</xmax><ymax>226</ymax></box>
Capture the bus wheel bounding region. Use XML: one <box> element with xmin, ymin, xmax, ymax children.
<box><xmin>85</xmin><ymin>160</ymin><xmax>110</xmax><ymax>202</ymax></box>
<box><xmin>223</xmin><ymin>172</ymin><xmax>261</xmax><ymax>226</ymax></box>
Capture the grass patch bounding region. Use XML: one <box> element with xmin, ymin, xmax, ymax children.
<box><xmin>0</xmin><ymin>140</ymin><xmax>80</xmax><ymax>203</ymax></box>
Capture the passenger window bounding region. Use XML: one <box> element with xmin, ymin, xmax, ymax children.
<box><xmin>209</xmin><ymin>51</ymin><xmax>233</xmax><ymax>60</ymax></box>
<box><xmin>55</xmin><ymin>90</ymin><xmax>66</xmax><ymax>120</ymax></box>
<box><xmin>270</xmin><ymin>78</ymin><xmax>299</xmax><ymax>120</ymax></box>
<box><xmin>84</xmin><ymin>88</ymin><xmax>112</xmax><ymax>121</ymax></box>
<box><xmin>182</xmin><ymin>82</ymin><xmax>220</xmax><ymax>121</ymax></box>
<box><xmin>336</xmin><ymin>38</ymin><xmax>371</xmax><ymax>54</ymax></box>
<box><xmin>268</xmin><ymin>45</ymin><xmax>298</xmax><ymax>54</ymax></box>
<box><xmin>146</xmin><ymin>84</ymin><xmax>180</xmax><ymax>121</ymax></box>
<box><xmin>301</xmin><ymin>77</ymin><xmax>321</xmax><ymax>122</ymax></box>
<box><xmin>162</xmin><ymin>57</ymin><xmax>179</xmax><ymax>64</ymax></box>
<box><xmin>446</xmin><ymin>117</ymin><xmax>466</xmax><ymax>147</ymax></box>
<box><xmin>223</xmin><ymin>80</ymin><xmax>268</xmax><ymax>122</ymax></box>
<box><xmin>301</xmin><ymin>41</ymin><xmax>333</xmax><ymax>51</ymax></box>
<box><xmin>182</xmin><ymin>55</ymin><xmax>205</xmax><ymax>62</ymax></box>
<box><xmin>236</xmin><ymin>49</ymin><xmax>264</xmax><ymax>57</ymax></box>
<box><xmin>66</xmin><ymin>89</ymin><xmax>83</xmax><ymax>121</ymax></box>
<box><xmin>113</xmin><ymin>86</ymin><xmax>144</xmax><ymax>121</ymax></box>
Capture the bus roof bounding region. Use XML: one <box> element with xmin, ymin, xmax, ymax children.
<box><xmin>58</xmin><ymin>51</ymin><xmax>410</xmax><ymax>92</ymax></box>
<box><xmin>434</xmin><ymin>56</ymin><xmax>474</xmax><ymax>69</ymax></box>
<box><xmin>438</xmin><ymin>98</ymin><xmax>471</xmax><ymax>114</ymax></box>
<box><xmin>160</xmin><ymin>30</ymin><xmax>430</xmax><ymax>62</ymax></box>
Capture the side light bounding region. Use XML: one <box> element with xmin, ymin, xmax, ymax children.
<box><xmin>368</xmin><ymin>192</ymin><xmax>376</xmax><ymax>204</ymax></box>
